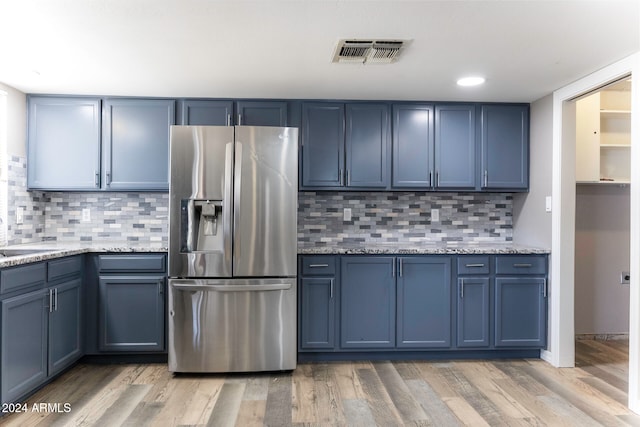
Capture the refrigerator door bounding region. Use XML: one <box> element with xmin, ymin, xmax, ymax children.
<box><xmin>233</xmin><ymin>126</ymin><xmax>299</xmax><ymax>277</ymax></box>
<box><xmin>168</xmin><ymin>278</ymin><xmax>297</xmax><ymax>372</ymax></box>
<box><xmin>169</xmin><ymin>126</ymin><xmax>235</xmax><ymax>278</ymax></box>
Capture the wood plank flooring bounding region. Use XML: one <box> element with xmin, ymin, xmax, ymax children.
<box><xmin>3</xmin><ymin>340</ymin><xmax>640</xmax><ymax>426</ymax></box>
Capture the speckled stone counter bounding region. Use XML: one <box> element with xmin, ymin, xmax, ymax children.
<box><xmin>0</xmin><ymin>241</ymin><xmax>168</xmax><ymax>268</ymax></box>
<box><xmin>297</xmin><ymin>243</ymin><xmax>550</xmax><ymax>255</ymax></box>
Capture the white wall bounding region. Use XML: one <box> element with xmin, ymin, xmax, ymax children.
<box><xmin>513</xmin><ymin>94</ymin><xmax>553</xmax><ymax>249</ymax></box>
<box><xmin>575</xmin><ymin>184</ymin><xmax>630</xmax><ymax>335</ymax></box>
<box><xmin>0</xmin><ymin>83</ymin><xmax>26</xmax><ymax>157</ymax></box>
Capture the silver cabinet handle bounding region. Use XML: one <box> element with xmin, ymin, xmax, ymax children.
<box><xmin>106</xmin><ymin>172</ymin><xmax>112</xmax><ymax>185</ymax></box>
<box><xmin>346</xmin><ymin>169</ymin><xmax>350</xmax><ymax>186</ymax></box>
<box><xmin>429</xmin><ymin>170</ymin><xmax>433</xmax><ymax>187</ymax></box>
<box><xmin>436</xmin><ymin>171</ymin><xmax>440</xmax><ymax>187</ymax></box>
<box><xmin>460</xmin><ymin>278</ymin><xmax>465</xmax><ymax>299</ymax></box>
<box><xmin>543</xmin><ymin>278</ymin><xmax>548</xmax><ymax>298</ymax></box>
<box><xmin>330</xmin><ymin>278</ymin><xmax>334</xmax><ymax>299</ymax></box>
<box><xmin>339</xmin><ymin>169</ymin><xmax>343</xmax><ymax>185</ymax></box>
<box><xmin>49</xmin><ymin>289</ymin><xmax>53</xmax><ymax>313</ymax></box>
<box><xmin>94</xmin><ymin>171</ymin><xmax>100</xmax><ymax>187</ymax></box>
<box><xmin>237</xmin><ymin>113</ymin><xmax>242</xmax><ymax>125</ymax></box>
<box><xmin>226</xmin><ymin>114</ymin><xmax>231</xmax><ymax>126</ymax></box>
<box><xmin>399</xmin><ymin>258</ymin><xmax>403</xmax><ymax>277</ymax></box>
<box><xmin>483</xmin><ymin>170</ymin><xmax>488</xmax><ymax>188</ymax></box>
<box><xmin>392</xmin><ymin>260</ymin><xmax>395</xmax><ymax>278</ymax></box>
<box><xmin>309</xmin><ymin>264</ymin><xmax>329</xmax><ymax>268</ymax></box>
<box><xmin>54</xmin><ymin>288</ymin><xmax>58</xmax><ymax>311</ymax></box>
<box><xmin>465</xmin><ymin>263</ymin><xmax>485</xmax><ymax>268</ymax></box>
<box><xmin>513</xmin><ymin>263</ymin><xmax>533</xmax><ymax>268</ymax></box>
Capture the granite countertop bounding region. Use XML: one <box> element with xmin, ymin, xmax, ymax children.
<box><xmin>297</xmin><ymin>243</ymin><xmax>550</xmax><ymax>255</ymax></box>
<box><xmin>0</xmin><ymin>241</ymin><xmax>168</xmax><ymax>268</ymax></box>
<box><xmin>0</xmin><ymin>241</ymin><xmax>550</xmax><ymax>269</ymax></box>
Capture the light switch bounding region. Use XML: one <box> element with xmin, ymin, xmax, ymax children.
<box><xmin>16</xmin><ymin>207</ymin><xmax>24</xmax><ymax>225</ymax></box>
<box><xmin>545</xmin><ymin>196</ymin><xmax>552</xmax><ymax>213</ymax></box>
<box><xmin>343</xmin><ymin>207</ymin><xmax>352</xmax><ymax>222</ymax></box>
<box><xmin>431</xmin><ymin>208</ymin><xmax>439</xmax><ymax>222</ymax></box>
<box><xmin>82</xmin><ymin>208</ymin><xmax>91</xmax><ymax>222</ymax></box>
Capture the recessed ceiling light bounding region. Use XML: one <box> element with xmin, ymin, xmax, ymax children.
<box><xmin>457</xmin><ymin>76</ymin><xmax>485</xmax><ymax>87</ymax></box>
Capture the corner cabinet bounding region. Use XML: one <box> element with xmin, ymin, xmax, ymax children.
<box><xmin>27</xmin><ymin>96</ymin><xmax>102</xmax><ymax>190</ymax></box>
<box><xmin>480</xmin><ymin>104</ymin><xmax>529</xmax><ymax>190</ymax></box>
<box><xmin>0</xmin><ymin>256</ymin><xmax>82</xmax><ymax>405</ymax></box>
<box><xmin>103</xmin><ymin>99</ymin><xmax>175</xmax><ymax>191</ymax></box>
<box><xmin>300</xmin><ymin>102</ymin><xmax>390</xmax><ymax>190</ymax></box>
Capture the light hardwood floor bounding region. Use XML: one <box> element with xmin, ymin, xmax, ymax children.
<box><xmin>3</xmin><ymin>340</ymin><xmax>640</xmax><ymax>426</ymax></box>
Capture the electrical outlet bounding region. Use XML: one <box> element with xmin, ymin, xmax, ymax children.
<box><xmin>431</xmin><ymin>208</ymin><xmax>439</xmax><ymax>222</ymax></box>
<box><xmin>16</xmin><ymin>207</ymin><xmax>24</xmax><ymax>225</ymax></box>
<box><xmin>343</xmin><ymin>207</ymin><xmax>352</xmax><ymax>222</ymax></box>
<box><xmin>545</xmin><ymin>196</ymin><xmax>552</xmax><ymax>213</ymax></box>
<box><xmin>82</xmin><ymin>208</ymin><xmax>91</xmax><ymax>222</ymax></box>
<box><xmin>621</xmin><ymin>271</ymin><xmax>630</xmax><ymax>284</ymax></box>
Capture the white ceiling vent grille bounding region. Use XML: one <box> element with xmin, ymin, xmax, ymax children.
<box><xmin>332</xmin><ymin>39</ymin><xmax>408</xmax><ymax>64</ymax></box>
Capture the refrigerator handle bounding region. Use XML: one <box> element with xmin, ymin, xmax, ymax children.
<box><xmin>233</xmin><ymin>141</ymin><xmax>243</xmax><ymax>260</ymax></box>
<box><xmin>224</xmin><ymin>142</ymin><xmax>234</xmax><ymax>266</ymax></box>
<box><xmin>171</xmin><ymin>283</ymin><xmax>292</xmax><ymax>292</ymax></box>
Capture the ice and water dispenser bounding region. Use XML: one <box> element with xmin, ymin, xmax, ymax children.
<box><xmin>180</xmin><ymin>199</ymin><xmax>225</xmax><ymax>253</ymax></box>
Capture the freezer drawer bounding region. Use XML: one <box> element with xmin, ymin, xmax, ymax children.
<box><xmin>168</xmin><ymin>278</ymin><xmax>296</xmax><ymax>373</ymax></box>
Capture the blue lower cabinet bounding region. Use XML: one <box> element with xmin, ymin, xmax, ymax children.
<box><xmin>397</xmin><ymin>257</ymin><xmax>451</xmax><ymax>348</ymax></box>
<box><xmin>299</xmin><ymin>277</ymin><xmax>336</xmax><ymax>349</ymax></box>
<box><xmin>48</xmin><ymin>278</ymin><xmax>82</xmax><ymax>376</ymax></box>
<box><xmin>340</xmin><ymin>257</ymin><xmax>395</xmax><ymax>348</ymax></box>
<box><xmin>98</xmin><ymin>275</ymin><xmax>166</xmax><ymax>352</ymax></box>
<box><xmin>456</xmin><ymin>277</ymin><xmax>490</xmax><ymax>348</ymax></box>
<box><xmin>1</xmin><ymin>289</ymin><xmax>48</xmax><ymax>404</ymax></box>
<box><xmin>494</xmin><ymin>277</ymin><xmax>547</xmax><ymax>348</ymax></box>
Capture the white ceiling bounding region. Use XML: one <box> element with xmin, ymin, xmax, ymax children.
<box><xmin>1</xmin><ymin>0</ymin><xmax>638</xmax><ymax>102</ymax></box>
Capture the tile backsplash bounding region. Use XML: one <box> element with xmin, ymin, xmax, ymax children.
<box><xmin>7</xmin><ymin>156</ymin><xmax>513</xmax><ymax>247</ymax></box>
<box><xmin>298</xmin><ymin>191</ymin><xmax>513</xmax><ymax>247</ymax></box>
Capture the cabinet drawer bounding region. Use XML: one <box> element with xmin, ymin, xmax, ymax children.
<box><xmin>495</xmin><ymin>256</ymin><xmax>546</xmax><ymax>275</ymax></box>
<box><xmin>457</xmin><ymin>256</ymin><xmax>490</xmax><ymax>275</ymax></box>
<box><xmin>48</xmin><ymin>256</ymin><xmax>82</xmax><ymax>282</ymax></box>
<box><xmin>99</xmin><ymin>254</ymin><xmax>166</xmax><ymax>273</ymax></box>
<box><xmin>0</xmin><ymin>262</ymin><xmax>47</xmax><ymax>295</ymax></box>
<box><xmin>301</xmin><ymin>256</ymin><xmax>336</xmax><ymax>276</ymax></box>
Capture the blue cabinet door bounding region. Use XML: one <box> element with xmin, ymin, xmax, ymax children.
<box><xmin>299</xmin><ymin>277</ymin><xmax>336</xmax><ymax>350</ymax></box>
<box><xmin>1</xmin><ymin>289</ymin><xmax>48</xmax><ymax>404</ymax></box>
<box><xmin>435</xmin><ymin>105</ymin><xmax>476</xmax><ymax>189</ymax></box>
<box><xmin>48</xmin><ymin>278</ymin><xmax>82</xmax><ymax>376</ymax></box>
<box><xmin>340</xmin><ymin>257</ymin><xmax>395</xmax><ymax>348</ymax></box>
<box><xmin>494</xmin><ymin>277</ymin><xmax>546</xmax><ymax>347</ymax></box>
<box><xmin>236</xmin><ymin>101</ymin><xmax>288</xmax><ymax>126</ymax></box>
<box><xmin>481</xmin><ymin>105</ymin><xmax>529</xmax><ymax>190</ymax></box>
<box><xmin>392</xmin><ymin>104</ymin><xmax>433</xmax><ymax>188</ymax></box>
<box><xmin>456</xmin><ymin>277</ymin><xmax>490</xmax><ymax>347</ymax></box>
<box><xmin>301</xmin><ymin>103</ymin><xmax>345</xmax><ymax>188</ymax></box>
<box><xmin>179</xmin><ymin>100</ymin><xmax>233</xmax><ymax>125</ymax></box>
<box><xmin>103</xmin><ymin>98</ymin><xmax>175</xmax><ymax>191</ymax></box>
<box><xmin>27</xmin><ymin>96</ymin><xmax>101</xmax><ymax>190</ymax></box>
<box><xmin>346</xmin><ymin>103</ymin><xmax>390</xmax><ymax>188</ymax></box>
<box><xmin>397</xmin><ymin>257</ymin><xmax>451</xmax><ymax>348</ymax></box>
<box><xmin>98</xmin><ymin>275</ymin><xmax>165</xmax><ymax>352</ymax></box>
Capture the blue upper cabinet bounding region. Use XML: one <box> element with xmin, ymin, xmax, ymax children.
<box><xmin>27</xmin><ymin>97</ymin><xmax>102</xmax><ymax>190</ymax></box>
<box><xmin>236</xmin><ymin>101</ymin><xmax>288</xmax><ymax>126</ymax></box>
<box><xmin>178</xmin><ymin>100</ymin><xmax>233</xmax><ymax>125</ymax></box>
<box><xmin>480</xmin><ymin>104</ymin><xmax>529</xmax><ymax>190</ymax></box>
<box><xmin>345</xmin><ymin>103</ymin><xmax>390</xmax><ymax>188</ymax></box>
<box><xmin>103</xmin><ymin>98</ymin><xmax>175</xmax><ymax>191</ymax></box>
<box><xmin>301</xmin><ymin>102</ymin><xmax>390</xmax><ymax>190</ymax></box>
<box><xmin>178</xmin><ymin>100</ymin><xmax>287</xmax><ymax>126</ymax></box>
<box><xmin>435</xmin><ymin>105</ymin><xmax>476</xmax><ymax>189</ymax></box>
<box><xmin>392</xmin><ymin>104</ymin><xmax>433</xmax><ymax>188</ymax></box>
<box><xmin>392</xmin><ymin>104</ymin><xmax>475</xmax><ymax>190</ymax></box>
<box><xmin>301</xmin><ymin>102</ymin><xmax>345</xmax><ymax>188</ymax></box>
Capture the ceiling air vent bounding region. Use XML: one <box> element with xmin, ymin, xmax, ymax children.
<box><xmin>332</xmin><ymin>39</ymin><xmax>408</xmax><ymax>64</ymax></box>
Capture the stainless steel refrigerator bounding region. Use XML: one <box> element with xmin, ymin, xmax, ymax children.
<box><xmin>167</xmin><ymin>125</ymin><xmax>298</xmax><ymax>373</ymax></box>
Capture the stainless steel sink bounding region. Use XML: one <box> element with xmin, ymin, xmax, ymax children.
<box><xmin>0</xmin><ymin>249</ymin><xmax>51</xmax><ymax>258</ymax></box>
